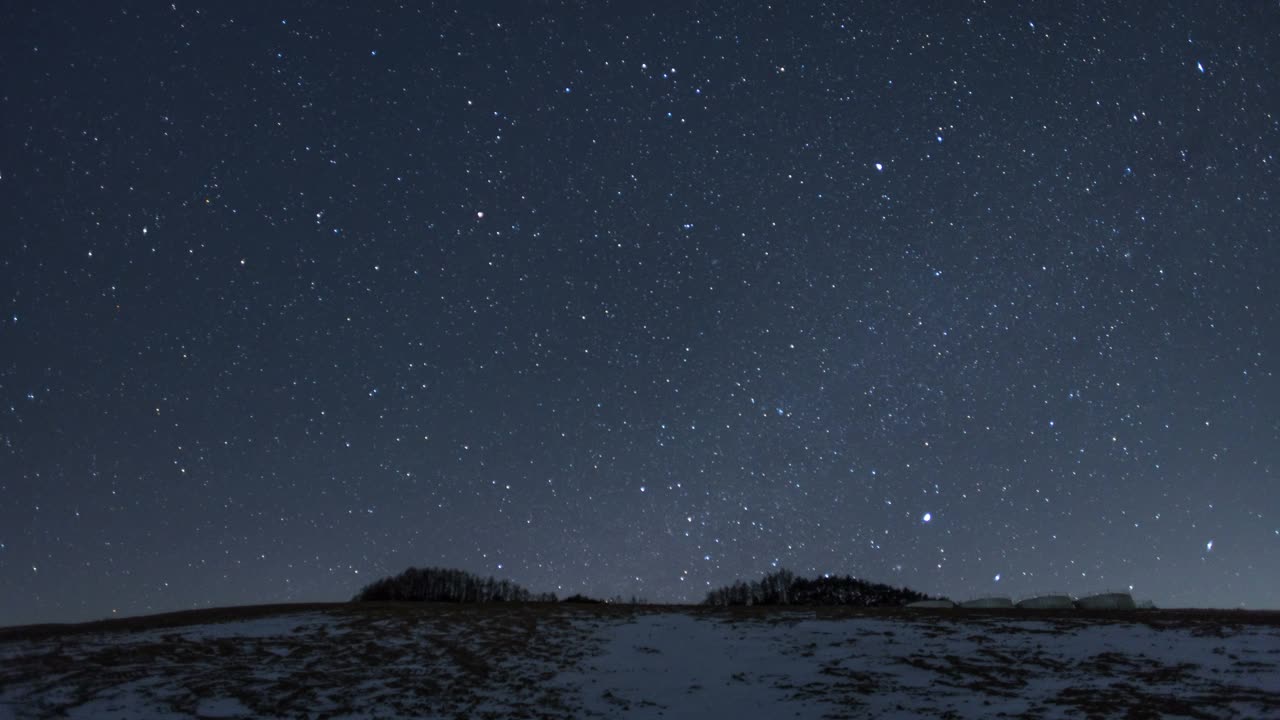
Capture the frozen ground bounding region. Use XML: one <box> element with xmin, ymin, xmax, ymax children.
<box><xmin>1</xmin><ymin>604</ymin><xmax>1278</xmax><ymax>718</ymax></box>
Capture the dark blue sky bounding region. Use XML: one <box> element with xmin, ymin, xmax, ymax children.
<box><xmin>2</xmin><ymin>2</ymin><xmax>1277</xmax><ymax>624</ymax></box>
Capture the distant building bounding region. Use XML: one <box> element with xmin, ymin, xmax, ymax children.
<box><xmin>960</xmin><ymin>597</ymin><xmax>1014</xmax><ymax>608</ymax></box>
<box><xmin>905</xmin><ymin>599</ymin><xmax>956</xmax><ymax>608</ymax></box>
<box><xmin>1016</xmin><ymin>594</ymin><xmax>1074</xmax><ymax>609</ymax></box>
<box><xmin>1074</xmin><ymin>592</ymin><xmax>1136</xmax><ymax>610</ymax></box>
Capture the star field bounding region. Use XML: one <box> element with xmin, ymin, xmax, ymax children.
<box><xmin>2</xmin><ymin>3</ymin><xmax>1278</xmax><ymax>625</ymax></box>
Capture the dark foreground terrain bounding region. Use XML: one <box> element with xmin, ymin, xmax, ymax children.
<box><xmin>2</xmin><ymin>603</ymin><xmax>1278</xmax><ymax>718</ymax></box>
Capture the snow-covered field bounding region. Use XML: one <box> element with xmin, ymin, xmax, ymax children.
<box><xmin>2</xmin><ymin>604</ymin><xmax>1278</xmax><ymax>719</ymax></box>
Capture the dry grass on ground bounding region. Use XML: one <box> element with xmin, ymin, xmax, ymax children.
<box><xmin>1</xmin><ymin>603</ymin><xmax>1278</xmax><ymax>719</ymax></box>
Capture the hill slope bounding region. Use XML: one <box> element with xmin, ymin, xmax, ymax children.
<box><xmin>2</xmin><ymin>604</ymin><xmax>1278</xmax><ymax>718</ymax></box>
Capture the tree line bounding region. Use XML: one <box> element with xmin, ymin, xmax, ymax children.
<box><xmin>702</xmin><ymin>569</ymin><xmax>933</xmax><ymax>607</ymax></box>
<box><xmin>352</xmin><ymin>565</ymin><xmax>931</xmax><ymax>607</ymax></box>
<box><xmin>352</xmin><ymin>566</ymin><xmax>558</xmax><ymax>603</ymax></box>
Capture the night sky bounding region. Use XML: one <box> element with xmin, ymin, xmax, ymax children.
<box><xmin>3</xmin><ymin>3</ymin><xmax>1278</xmax><ymax>626</ymax></box>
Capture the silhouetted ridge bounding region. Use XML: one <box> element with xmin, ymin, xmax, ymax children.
<box><xmin>352</xmin><ymin>566</ymin><xmax>557</xmax><ymax>603</ymax></box>
<box><xmin>703</xmin><ymin>569</ymin><xmax>934</xmax><ymax>607</ymax></box>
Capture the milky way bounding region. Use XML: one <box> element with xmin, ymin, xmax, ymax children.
<box><xmin>2</xmin><ymin>3</ymin><xmax>1277</xmax><ymax>624</ymax></box>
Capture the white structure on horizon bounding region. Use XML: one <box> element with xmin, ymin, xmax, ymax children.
<box><xmin>906</xmin><ymin>591</ymin><xmax>1146</xmax><ymax>610</ymax></box>
<box><xmin>1074</xmin><ymin>592</ymin><xmax>1137</xmax><ymax>610</ymax></box>
<box><xmin>960</xmin><ymin>597</ymin><xmax>1014</xmax><ymax>608</ymax></box>
<box><xmin>1016</xmin><ymin>594</ymin><xmax>1075</xmax><ymax>609</ymax></box>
